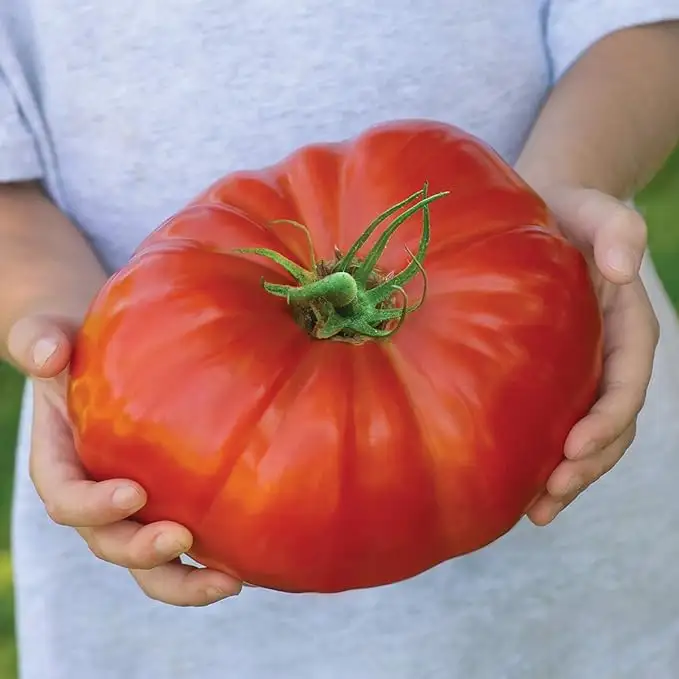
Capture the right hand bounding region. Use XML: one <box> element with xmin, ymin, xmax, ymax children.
<box><xmin>8</xmin><ymin>314</ymin><xmax>242</xmax><ymax>606</ymax></box>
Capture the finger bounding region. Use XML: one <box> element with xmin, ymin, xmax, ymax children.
<box><xmin>131</xmin><ymin>561</ymin><xmax>242</xmax><ymax>607</ymax></box>
<box><xmin>79</xmin><ymin>520</ymin><xmax>193</xmax><ymax>570</ymax></box>
<box><xmin>528</xmin><ymin>424</ymin><xmax>636</xmax><ymax>526</ymax></box>
<box><xmin>526</xmin><ymin>491</ymin><xmax>564</xmax><ymax>527</ymax></box>
<box><xmin>39</xmin><ymin>477</ymin><xmax>146</xmax><ymax>527</ymax></box>
<box><xmin>7</xmin><ymin>315</ymin><xmax>75</xmax><ymax>378</ymax></box>
<box><xmin>544</xmin><ymin>188</ymin><xmax>646</xmax><ymax>283</ymax></box>
<box><xmin>548</xmin><ymin>423</ymin><xmax>635</xmax><ymax>499</ymax></box>
<box><xmin>30</xmin><ymin>395</ymin><xmax>146</xmax><ymax>525</ymax></box>
<box><xmin>591</xmin><ymin>206</ymin><xmax>647</xmax><ymax>284</ymax></box>
<box><xmin>564</xmin><ymin>283</ymin><xmax>657</xmax><ymax>459</ymax></box>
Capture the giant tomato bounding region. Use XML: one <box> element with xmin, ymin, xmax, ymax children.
<box><xmin>68</xmin><ymin>120</ymin><xmax>603</xmax><ymax>593</ymax></box>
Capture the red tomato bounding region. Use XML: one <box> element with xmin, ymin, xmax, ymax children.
<box><xmin>68</xmin><ymin>120</ymin><xmax>603</xmax><ymax>593</ymax></box>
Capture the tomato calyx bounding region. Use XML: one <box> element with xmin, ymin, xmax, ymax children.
<box><xmin>236</xmin><ymin>183</ymin><xmax>449</xmax><ymax>342</ymax></box>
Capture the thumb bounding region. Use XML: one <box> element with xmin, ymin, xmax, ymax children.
<box><xmin>545</xmin><ymin>188</ymin><xmax>647</xmax><ymax>285</ymax></box>
<box><xmin>6</xmin><ymin>315</ymin><xmax>77</xmax><ymax>379</ymax></box>
<box><xmin>590</xmin><ymin>199</ymin><xmax>647</xmax><ymax>285</ymax></box>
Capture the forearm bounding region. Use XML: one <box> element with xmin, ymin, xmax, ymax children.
<box><xmin>516</xmin><ymin>21</ymin><xmax>679</xmax><ymax>199</ymax></box>
<box><xmin>0</xmin><ymin>182</ymin><xmax>106</xmax><ymax>360</ymax></box>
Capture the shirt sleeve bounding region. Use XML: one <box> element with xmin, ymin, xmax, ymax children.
<box><xmin>546</xmin><ymin>0</ymin><xmax>679</xmax><ymax>80</ymax></box>
<box><xmin>0</xmin><ymin>67</ymin><xmax>42</xmax><ymax>182</ymax></box>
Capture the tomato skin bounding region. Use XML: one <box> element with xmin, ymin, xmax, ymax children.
<box><xmin>68</xmin><ymin>120</ymin><xmax>603</xmax><ymax>593</ymax></box>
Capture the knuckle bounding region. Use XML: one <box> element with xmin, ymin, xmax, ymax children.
<box><xmin>27</xmin><ymin>458</ymin><xmax>38</xmax><ymax>488</ymax></box>
<box><xmin>592</xmin><ymin>421</ymin><xmax>636</xmax><ymax>480</ymax></box>
<box><xmin>80</xmin><ymin>529</ymin><xmax>118</xmax><ymax>565</ymax></box>
<box><xmin>595</xmin><ymin>386</ymin><xmax>643</xmax><ymax>432</ymax></box>
<box><xmin>125</xmin><ymin>543</ymin><xmax>166</xmax><ymax>571</ymax></box>
<box><xmin>617</xmin><ymin>208</ymin><xmax>647</xmax><ymax>245</ymax></box>
<box><xmin>598</xmin><ymin>457</ymin><xmax>617</xmax><ymax>477</ymax></box>
<box><xmin>28</xmin><ymin>452</ymin><xmax>45</xmax><ymax>497</ymax></box>
<box><xmin>569</xmin><ymin>470</ymin><xmax>597</xmax><ymax>501</ymax></box>
<box><xmin>599</xmin><ymin>459</ymin><xmax>619</xmax><ymax>479</ymax></box>
<box><xmin>195</xmin><ymin>594</ymin><xmax>217</xmax><ymax>608</ymax></box>
<box><xmin>84</xmin><ymin>532</ymin><xmax>141</xmax><ymax>569</ymax></box>
<box><xmin>131</xmin><ymin>571</ymin><xmax>177</xmax><ymax>605</ymax></box>
<box><xmin>43</xmin><ymin>499</ymin><xmax>71</xmax><ymax>526</ymax></box>
<box><xmin>629</xmin><ymin>393</ymin><xmax>646</xmax><ymax>420</ymax></box>
<box><xmin>129</xmin><ymin>552</ymin><xmax>162</xmax><ymax>571</ymax></box>
<box><xmin>569</xmin><ymin>484</ymin><xmax>590</xmax><ymax>508</ymax></box>
<box><xmin>117</xmin><ymin>551</ymin><xmax>150</xmax><ymax>571</ymax></box>
<box><xmin>627</xmin><ymin>209</ymin><xmax>648</xmax><ymax>236</ymax></box>
<box><xmin>587</xmin><ymin>410</ymin><xmax>621</xmax><ymax>447</ymax></box>
<box><xmin>86</xmin><ymin>536</ymin><xmax>107</xmax><ymax>562</ymax></box>
<box><xmin>629</xmin><ymin>388</ymin><xmax>648</xmax><ymax>419</ymax></box>
<box><xmin>600</xmin><ymin>444</ymin><xmax>629</xmax><ymax>477</ymax></box>
<box><xmin>650</xmin><ymin>314</ymin><xmax>661</xmax><ymax>347</ymax></box>
<box><xmin>576</xmin><ymin>480</ymin><xmax>591</xmax><ymax>498</ymax></box>
<box><xmin>140</xmin><ymin>584</ymin><xmax>164</xmax><ymax>603</ymax></box>
<box><xmin>129</xmin><ymin>571</ymin><xmax>155</xmax><ymax>599</ymax></box>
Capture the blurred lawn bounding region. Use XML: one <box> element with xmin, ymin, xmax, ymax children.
<box><xmin>0</xmin><ymin>152</ymin><xmax>677</xmax><ymax>678</ymax></box>
<box><xmin>0</xmin><ymin>363</ymin><xmax>22</xmax><ymax>679</ymax></box>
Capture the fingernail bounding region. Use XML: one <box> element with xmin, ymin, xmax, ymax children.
<box><xmin>32</xmin><ymin>337</ymin><xmax>59</xmax><ymax>369</ymax></box>
<box><xmin>112</xmin><ymin>485</ymin><xmax>143</xmax><ymax>510</ymax></box>
<box><xmin>153</xmin><ymin>533</ymin><xmax>188</xmax><ymax>557</ymax></box>
<box><xmin>606</xmin><ymin>247</ymin><xmax>636</xmax><ymax>276</ymax></box>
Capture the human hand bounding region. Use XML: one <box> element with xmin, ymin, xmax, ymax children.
<box><xmin>525</xmin><ymin>186</ymin><xmax>659</xmax><ymax>525</ymax></box>
<box><xmin>8</xmin><ymin>314</ymin><xmax>242</xmax><ymax>605</ymax></box>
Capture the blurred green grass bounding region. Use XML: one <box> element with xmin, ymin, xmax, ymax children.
<box><xmin>0</xmin><ymin>363</ymin><xmax>22</xmax><ymax>678</ymax></box>
<box><xmin>640</xmin><ymin>150</ymin><xmax>679</xmax><ymax>308</ymax></box>
<box><xmin>0</xmin><ymin>151</ymin><xmax>676</xmax><ymax>678</ymax></box>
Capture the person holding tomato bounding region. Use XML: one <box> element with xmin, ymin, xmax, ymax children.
<box><xmin>1</xmin><ymin>1</ymin><xmax>679</xmax><ymax>678</ymax></box>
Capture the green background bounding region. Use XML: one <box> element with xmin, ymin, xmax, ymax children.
<box><xmin>0</xmin><ymin>151</ymin><xmax>677</xmax><ymax>677</ymax></box>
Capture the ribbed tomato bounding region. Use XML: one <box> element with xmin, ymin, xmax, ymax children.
<box><xmin>68</xmin><ymin>119</ymin><xmax>603</xmax><ymax>593</ymax></box>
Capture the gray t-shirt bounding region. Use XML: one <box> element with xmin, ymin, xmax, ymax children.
<box><xmin>5</xmin><ymin>1</ymin><xmax>679</xmax><ymax>678</ymax></box>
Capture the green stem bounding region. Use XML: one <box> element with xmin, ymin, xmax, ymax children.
<box><xmin>366</xmin><ymin>200</ymin><xmax>432</xmax><ymax>306</ymax></box>
<box><xmin>233</xmin><ymin>247</ymin><xmax>313</xmax><ymax>285</ymax></box>
<box><xmin>335</xmin><ymin>188</ymin><xmax>425</xmax><ymax>273</ymax></box>
<box><xmin>284</xmin><ymin>271</ymin><xmax>358</xmax><ymax>310</ymax></box>
<box><xmin>353</xmin><ymin>184</ymin><xmax>445</xmax><ymax>288</ymax></box>
<box><xmin>235</xmin><ymin>183</ymin><xmax>450</xmax><ymax>341</ymax></box>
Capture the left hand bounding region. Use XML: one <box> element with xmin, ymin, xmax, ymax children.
<box><xmin>525</xmin><ymin>186</ymin><xmax>660</xmax><ymax>525</ymax></box>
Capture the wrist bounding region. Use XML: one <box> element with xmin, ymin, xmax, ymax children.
<box><xmin>0</xmin><ymin>185</ymin><xmax>107</xmax><ymax>361</ymax></box>
<box><xmin>514</xmin><ymin>153</ymin><xmax>593</xmax><ymax>198</ymax></box>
